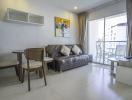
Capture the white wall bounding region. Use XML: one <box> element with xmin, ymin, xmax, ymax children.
<box><xmin>0</xmin><ymin>0</ymin><xmax>79</xmax><ymax>54</ymax></box>
<box><xmin>88</xmin><ymin>0</ymin><xmax>126</xmax><ymax>21</ymax></box>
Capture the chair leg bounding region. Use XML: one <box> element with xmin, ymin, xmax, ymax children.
<box><xmin>42</xmin><ymin>63</ymin><xmax>47</xmax><ymax>86</ymax></box>
<box><xmin>27</xmin><ymin>70</ymin><xmax>31</xmax><ymax>91</ymax></box>
<box><xmin>22</xmin><ymin>69</ymin><xmax>25</xmax><ymax>83</ymax></box>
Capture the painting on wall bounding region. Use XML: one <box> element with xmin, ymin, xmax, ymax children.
<box><xmin>55</xmin><ymin>17</ymin><xmax>70</xmax><ymax>37</ymax></box>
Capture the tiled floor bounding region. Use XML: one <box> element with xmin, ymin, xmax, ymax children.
<box><xmin>0</xmin><ymin>63</ymin><xmax>132</xmax><ymax>100</ymax></box>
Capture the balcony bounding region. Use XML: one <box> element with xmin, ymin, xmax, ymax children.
<box><xmin>96</xmin><ymin>41</ymin><xmax>127</xmax><ymax>65</ymax></box>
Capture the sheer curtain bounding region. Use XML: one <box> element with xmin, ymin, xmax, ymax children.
<box><xmin>78</xmin><ymin>12</ymin><xmax>89</xmax><ymax>54</ymax></box>
<box><xmin>126</xmin><ymin>0</ymin><xmax>132</xmax><ymax>56</ymax></box>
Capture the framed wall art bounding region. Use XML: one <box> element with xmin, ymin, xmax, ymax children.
<box><xmin>55</xmin><ymin>17</ymin><xmax>71</xmax><ymax>37</ymax></box>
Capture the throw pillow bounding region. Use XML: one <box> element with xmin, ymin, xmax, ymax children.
<box><xmin>72</xmin><ymin>45</ymin><xmax>82</xmax><ymax>55</ymax></box>
<box><xmin>60</xmin><ymin>45</ymin><xmax>71</xmax><ymax>56</ymax></box>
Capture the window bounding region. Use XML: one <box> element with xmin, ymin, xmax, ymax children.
<box><xmin>89</xmin><ymin>13</ymin><xmax>127</xmax><ymax>65</ymax></box>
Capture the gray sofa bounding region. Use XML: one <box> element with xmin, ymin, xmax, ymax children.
<box><xmin>46</xmin><ymin>44</ymin><xmax>89</xmax><ymax>71</ymax></box>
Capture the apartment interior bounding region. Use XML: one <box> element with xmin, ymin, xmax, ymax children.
<box><xmin>0</xmin><ymin>0</ymin><xmax>132</xmax><ymax>100</ymax></box>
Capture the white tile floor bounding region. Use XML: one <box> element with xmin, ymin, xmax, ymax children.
<box><xmin>0</xmin><ymin>63</ymin><xmax>132</xmax><ymax>100</ymax></box>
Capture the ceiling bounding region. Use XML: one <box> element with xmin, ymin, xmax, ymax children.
<box><xmin>43</xmin><ymin>0</ymin><xmax>116</xmax><ymax>13</ymax></box>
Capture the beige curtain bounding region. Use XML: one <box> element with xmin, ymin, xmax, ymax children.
<box><xmin>126</xmin><ymin>0</ymin><xmax>132</xmax><ymax>56</ymax></box>
<box><xmin>78</xmin><ymin>12</ymin><xmax>88</xmax><ymax>54</ymax></box>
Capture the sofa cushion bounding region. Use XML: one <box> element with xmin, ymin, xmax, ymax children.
<box><xmin>46</xmin><ymin>45</ymin><xmax>61</xmax><ymax>58</ymax></box>
<box><xmin>65</xmin><ymin>45</ymin><xmax>74</xmax><ymax>55</ymax></box>
<box><xmin>55</xmin><ymin>54</ymin><xmax>89</xmax><ymax>66</ymax></box>
<box><xmin>60</xmin><ymin>45</ymin><xmax>71</xmax><ymax>56</ymax></box>
<box><xmin>55</xmin><ymin>55</ymin><xmax>76</xmax><ymax>66</ymax></box>
<box><xmin>72</xmin><ymin>45</ymin><xmax>82</xmax><ymax>55</ymax></box>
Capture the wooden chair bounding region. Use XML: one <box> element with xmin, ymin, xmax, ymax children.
<box><xmin>0</xmin><ymin>53</ymin><xmax>19</xmax><ymax>78</ymax></box>
<box><xmin>22</xmin><ymin>48</ymin><xmax>47</xmax><ymax>91</ymax></box>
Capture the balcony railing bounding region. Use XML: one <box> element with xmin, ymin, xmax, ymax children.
<box><xmin>96</xmin><ymin>41</ymin><xmax>127</xmax><ymax>64</ymax></box>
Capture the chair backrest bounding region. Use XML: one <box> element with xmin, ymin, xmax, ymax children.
<box><xmin>115</xmin><ymin>45</ymin><xmax>126</xmax><ymax>57</ymax></box>
<box><xmin>24</xmin><ymin>48</ymin><xmax>44</xmax><ymax>61</ymax></box>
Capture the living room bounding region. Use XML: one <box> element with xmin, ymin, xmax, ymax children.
<box><xmin>0</xmin><ymin>0</ymin><xmax>132</xmax><ymax>100</ymax></box>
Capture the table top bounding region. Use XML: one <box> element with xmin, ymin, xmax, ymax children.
<box><xmin>12</xmin><ymin>50</ymin><xmax>24</xmax><ymax>53</ymax></box>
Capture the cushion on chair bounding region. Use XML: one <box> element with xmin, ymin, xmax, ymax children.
<box><xmin>22</xmin><ymin>61</ymin><xmax>42</xmax><ymax>69</ymax></box>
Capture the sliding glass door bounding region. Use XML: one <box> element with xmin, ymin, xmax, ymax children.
<box><xmin>89</xmin><ymin>18</ymin><xmax>105</xmax><ymax>64</ymax></box>
<box><xmin>89</xmin><ymin>13</ymin><xmax>127</xmax><ymax>65</ymax></box>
